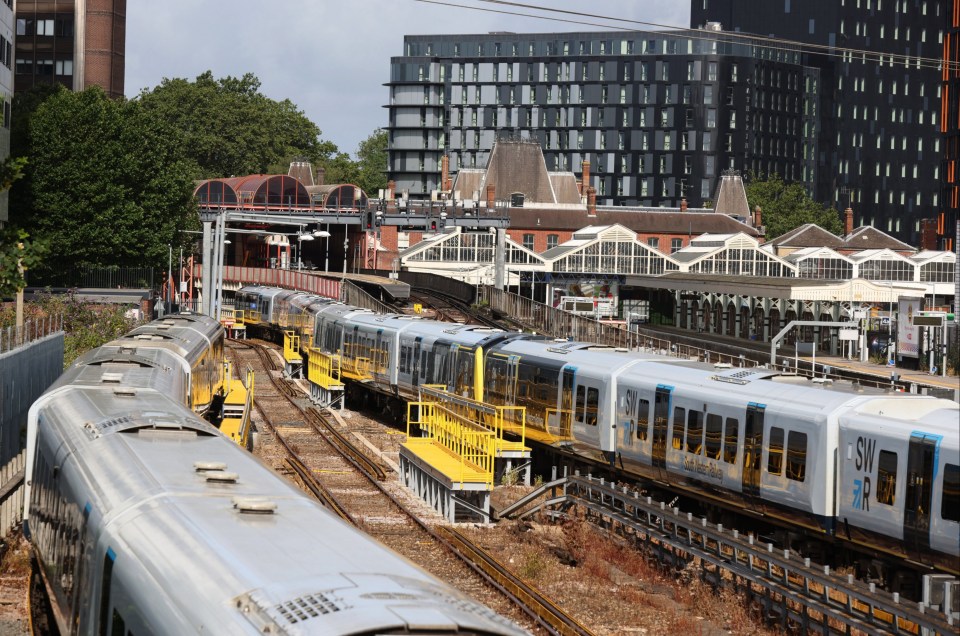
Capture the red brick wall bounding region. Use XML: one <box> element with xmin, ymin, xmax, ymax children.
<box><xmin>84</xmin><ymin>0</ymin><xmax>126</xmax><ymax>98</ymax></box>
<box><xmin>505</xmin><ymin>227</ymin><xmax>694</xmax><ymax>256</ymax></box>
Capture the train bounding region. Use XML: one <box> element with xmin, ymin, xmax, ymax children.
<box><xmin>23</xmin><ymin>312</ymin><xmax>527</xmax><ymax>635</ymax></box>
<box><xmin>236</xmin><ymin>285</ymin><xmax>960</xmax><ymax>588</ymax></box>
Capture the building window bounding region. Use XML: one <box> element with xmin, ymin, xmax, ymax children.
<box><xmin>671</xmin><ymin>238</ymin><xmax>682</xmax><ymax>253</ymax></box>
<box><xmin>707</xmin><ymin>62</ymin><xmax>718</xmax><ymax>81</ymax></box>
<box><xmin>546</xmin><ymin>234</ymin><xmax>559</xmax><ymax>249</ymax></box>
<box><xmin>522</xmin><ymin>234</ymin><xmax>535</xmax><ymax>250</ymax></box>
<box><xmin>647</xmin><ymin>237</ymin><xmax>659</xmax><ymax>250</ymax></box>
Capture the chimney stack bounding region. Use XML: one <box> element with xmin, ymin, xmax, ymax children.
<box><xmin>486</xmin><ymin>183</ymin><xmax>496</xmax><ymax>210</ymax></box>
<box><xmin>680</xmin><ymin>198</ymin><xmax>688</xmax><ymax>212</ymax></box>
<box><xmin>754</xmin><ymin>205</ymin><xmax>762</xmax><ymax>228</ymax></box>
<box><xmin>387</xmin><ymin>180</ymin><xmax>396</xmax><ymax>201</ymax></box>
<box><xmin>587</xmin><ymin>186</ymin><xmax>597</xmax><ymax>216</ymax></box>
<box><xmin>441</xmin><ymin>155</ymin><xmax>450</xmax><ymax>192</ymax></box>
<box><xmin>580</xmin><ymin>159</ymin><xmax>591</xmax><ymax>196</ymax></box>
<box><xmin>315</xmin><ymin>166</ymin><xmax>325</xmax><ymax>187</ymax></box>
<box><xmin>844</xmin><ymin>207</ymin><xmax>854</xmax><ymax>236</ymax></box>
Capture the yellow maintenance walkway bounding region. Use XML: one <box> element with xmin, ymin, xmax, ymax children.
<box><xmin>220</xmin><ymin>363</ymin><xmax>254</xmax><ymax>450</ymax></box>
<box><xmin>400</xmin><ymin>384</ymin><xmax>531</xmax><ymax>523</ymax></box>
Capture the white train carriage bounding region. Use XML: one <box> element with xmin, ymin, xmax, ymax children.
<box><xmin>837</xmin><ymin>398</ymin><xmax>960</xmax><ymax>572</ymax></box>
<box><xmin>24</xmin><ymin>362</ymin><xmax>526</xmax><ymax>635</ymax></box>
<box><xmin>106</xmin><ymin>313</ymin><xmax>225</xmax><ymax>414</ymax></box>
<box><xmin>394</xmin><ymin>321</ymin><xmax>511</xmax><ymax>396</ymax></box>
<box><xmin>608</xmin><ymin>364</ymin><xmax>861</xmax><ymax>531</ymax></box>
<box><xmin>236</xmin><ymin>286</ymin><xmax>289</xmax><ymax>326</ymax></box>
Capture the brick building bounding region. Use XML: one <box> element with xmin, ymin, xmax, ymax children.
<box><xmin>14</xmin><ymin>0</ymin><xmax>125</xmax><ymax>98</ymax></box>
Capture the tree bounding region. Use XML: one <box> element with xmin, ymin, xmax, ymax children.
<box><xmin>743</xmin><ymin>172</ymin><xmax>843</xmax><ymax>239</ymax></box>
<box><xmin>354</xmin><ymin>129</ymin><xmax>388</xmax><ymax>197</ymax></box>
<box><xmin>0</xmin><ymin>227</ymin><xmax>47</xmax><ymax>298</ymax></box>
<box><xmin>137</xmin><ymin>71</ymin><xmax>334</xmax><ymax>178</ymax></box>
<box><xmin>27</xmin><ymin>87</ymin><xmax>197</xmax><ymax>272</ymax></box>
<box><xmin>9</xmin><ymin>84</ymin><xmax>64</xmax><ymax>231</ymax></box>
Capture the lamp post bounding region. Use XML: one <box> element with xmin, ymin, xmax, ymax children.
<box><xmin>313</xmin><ymin>227</ymin><xmax>331</xmax><ymax>272</ymax></box>
<box><xmin>887</xmin><ymin>281</ymin><xmax>895</xmax><ymax>365</ymax></box>
<box><xmin>296</xmin><ymin>227</ymin><xmax>314</xmax><ymax>271</ymax></box>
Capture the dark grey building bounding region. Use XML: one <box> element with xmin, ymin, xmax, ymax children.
<box><xmin>386</xmin><ymin>28</ymin><xmax>820</xmax><ymax>210</ymax></box>
<box><xmin>692</xmin><ymin>0</ymin><xmax>947</xmax><ymax>246</ymax></box>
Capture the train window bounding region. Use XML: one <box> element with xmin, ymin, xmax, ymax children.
<box><xmin>585</xmin><ymin>388</ymin><xmax>599</xmax><ymax>426</ymax></box>
<box><xmin>99</xmin><ymin>550</ymin><xmax>116</xmax><ymax>636</ymax></box>
<box><xmin>767</xmin><ymin>427</ymin><xmax>784</xmax><ymax>475</ymax></box>
<box><xmin>637</xmin><ymin>398</ymin><xmax>650</xmax><ymax>441</ymax></box>
<box><xmin>723</xmin><ymin>417</ymin><xmax>738</xmax><ymax>464</ymax></box>
<box><xmin>786</xmin><ymin>431</ymin><xmax>807</xmax><ymax>482</ymax></box>
<box><xmin>111</xmin><ymin>609</ymin><xmax>126</xmax><ymax>636</ymax></box>
<box><xmin>685</xmin><ymin>411</ymin><xmax>703</xmax><ymax>455</ymax></box>
<box><xmin>876</xmin><ymin>450</ymin><xmax>898</xmax><ymax>506</ymax></box>
<box><xmin>943</xmin><ymin>464</ymin><xmax>960</xmax><ymax>522</ymax></box>
<box><xmin>705</xmin><ymin>414</ymin><xmax>722</xmax><ymax>460</ymax></box>
<box><xmin>672</xmin><ymin>407</ymin><xmax>686</xmax><ymax>449</ymax></box>
<box><xmin>575</xmin><ymin>385</ymin><xmax>586</xmax><ymax>425</ymax></box>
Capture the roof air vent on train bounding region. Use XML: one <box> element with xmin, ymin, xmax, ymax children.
<box><xmin>205</xmin><ymin>470</ymin><xmax>239</xmax><ymax>483</ymax></box>
<box><xmin>232</xmin><ymin>497</ymin><xmax>277</xmax><ymax>515</ymax></box>
<box><xmin>100</xmin><ymin>372</ymin><xmax>124</xmax><ymax>383</ymax></box>
<box><xmin>194</xmin><ymin>461</ymin><xmax>228</xmax><ymax>472</ymax></box>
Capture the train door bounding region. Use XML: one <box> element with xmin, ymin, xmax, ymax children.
<box><xmin>411</xmin><ymin>337</ymin><xmax>422</xmax><ymax>387</ymax></box>
<box><xmin>904</xmin><ymin>433</ymin><xmax>939</xmax><ymax>554</ymax></box>
<box><xmin>742</xmin><ymin>403</ymin><xmax>766</xmax><ymax>497</ymax></box>
<box><xmin>558</xmin><ymin>366</ymin><xmax>576</xmax><ymax>438</ymax></box>
<box><xmin>652</xmin><ymin>385</ymin><xmax>671</xmax><ymax>470</ymax></box>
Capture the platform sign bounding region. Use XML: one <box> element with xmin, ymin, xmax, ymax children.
<box><xmin>897</xmin><ymin>297</ymin><xmax>923</xmax><ymax>358</ymax></box>
<box><xmin>913</xmin><ymin>312</ymin><xmax>946</xmax><ymax>327</ymax></box>
<box><xmin>839</xmin><ymin>328</ymin><xmax>859</xmax><ymax>341</ymax></box>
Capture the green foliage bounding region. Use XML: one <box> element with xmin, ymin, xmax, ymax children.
<box><xmin>0</xmin><ymin>228</ymin><xmax>49</xmax><ymax>298</ymax></box>
<box><xmin>316</xmin><ymin>129</ymin><xmax>387</xmax><ymax>197</ymax></box>
<box><xmin>138</xmin><ymin>71</ymin><xmax>333</xmax><ymax>178</ymax></box>
<box><xmin>0</xmin><ymin>295</ymin><xmax>143</xmax><ymax>367</ymax></box>
<box><xmin>26</xmin><ymin>87</ymin><xmax>197</xmax><ymax>272</ymax></box>
<box><xmin>9</xmin><ymin>84</ymin><xmax>64</xmax><ymax>232</ymax></box>
<box><xmin>354</xmin><ymin>129</ymin><xmax>388</xmax><ymax>196</ymax></box>
<box><xmin>744</xmin><ymin>172</ymin><xmax>843</xmax><ymax>239</ymax></box>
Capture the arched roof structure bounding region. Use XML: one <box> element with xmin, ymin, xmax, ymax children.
<box><xmin>306</xmin><ymin>184</ymin><xmax>368</xmax><ymax>209</ymax></box>
<box><xmin>219</xmin><ymin>175</ymin><xmax>312</xmax><ymax>207</ymax></box>
<box><xmin>194</xmin><ymin>180</ymin><xmax>239</xmax><ymax>206</ymax></box>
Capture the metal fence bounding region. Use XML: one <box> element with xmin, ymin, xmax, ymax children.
<box><xmin>28</xmin><ymin>265</ymin><xmax>155</xmax><ymax>290</ymax></box>
<box><xmin>0</xmin><ymin>451</ymin><xmax>25</xmax><ymax>538</ymax></box>
<box><xmin>340</xmin><ymin>280</ymin><xmax>394</xmax><ymax>314</ymax></box>
<box><xmin>0</xmin><ymin>315</ymin><xmax>63</xmax><ymax>354</ymax></box>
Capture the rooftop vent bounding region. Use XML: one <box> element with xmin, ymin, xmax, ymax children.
<box><xmin>195</xmin><ymin>461</ymin><xmax>228</xmax><ymax>472</ymax></box>
<box><xmin>233</xmin><ymin>497</ymin><xmax>277</xmax><ymax>515</ymax></box>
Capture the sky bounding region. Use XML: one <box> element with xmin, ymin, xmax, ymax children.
<box><xmin>125</xmin><ymin>1</ymin><xmax>691</xmax><ymax>157</ymax></box>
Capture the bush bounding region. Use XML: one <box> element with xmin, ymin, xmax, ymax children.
<box><xmin>1</xmin><ymin>293</ymin><xmax>144</xmax><ymax>367</ymax></box>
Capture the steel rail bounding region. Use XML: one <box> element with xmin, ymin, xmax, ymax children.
<box><xmin>510</xmin><ymin>475</ymin><xmax>957</xmax><ymax>635</ymax></box>
<box><xmin>439</xmin><ymin>527</ymin><xmax>596</xmax><ymax>636</ymax></box>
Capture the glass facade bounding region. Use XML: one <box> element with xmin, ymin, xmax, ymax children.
<box><xmin>692</xmin><ymin>1</ymin><xmax>948</xmax><ymax>246</ymax></box>
<box><xmin>387</xmin><ymin>30</ymin><xmax>818</xmax><ymax>207</ymax></box>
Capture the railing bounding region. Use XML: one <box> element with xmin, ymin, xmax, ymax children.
<box><xmin>27</xmin><ymin>265</ymin><xmax>155</xmax><ymax>289</ymax></box>
<box><xmin>0</xmin><ymin>451</ymin><xmax>25</xmax><ymax>538</ymax></box>
<box><xmin>340</xmin><ymin>280</ymin><xmax>395</xmax><ymax>314</ymax></box>
<box><xmin>0</xmin><ymin>315</ymin><xmax>63</xmax><ymax>354</ymax></box>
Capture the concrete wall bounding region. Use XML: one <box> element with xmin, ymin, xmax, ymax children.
<box><xmin>0</xmin><ymin>334</ymin><xmax>64</xmax><ymax>465</ymax></box>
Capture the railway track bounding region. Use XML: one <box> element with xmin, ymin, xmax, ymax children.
<box><xmin>409</xmin><ymin>289</ymin><xmax>505</xmax><ymax>328</ymax></box>
<box><xmin>226</xmin><ymin>339</ymin><xmax>593</xmax><ymax>636</ymax></box>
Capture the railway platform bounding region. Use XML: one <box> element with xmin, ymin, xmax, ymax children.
<box><xmin>400</xmin><ymin>385</ymin><xmax>532</xmax><ymax>523</ymax></box>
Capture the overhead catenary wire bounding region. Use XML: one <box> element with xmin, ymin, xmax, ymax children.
<box><xmin>413</xmin><ymin>0</ymin><xmax>958</xmax><ymax>73</ymax></box>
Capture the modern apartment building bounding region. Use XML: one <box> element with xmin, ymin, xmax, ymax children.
<box><xmin>13</xmin><ymin>0</ymin><xmax>125</xmax><ymax>98</ymax></box>
<box><xmin>386</xmin><ymin>28</ymin><xmax>820</xmax><ymax>210</ymax></box>
<box><xmin>691</xmin><ymin>0</ymin><xmax>950</xmax><ymax>248</ymax></box>
<box><xmin>945</xmin><ymin>0</ymin><xmax>959</xmax><ymax>255</ymax></box>
<box><xmin>0</xmin><ymin>0</ymin><xmax>12</xmax><ymax>226</ymax></box>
